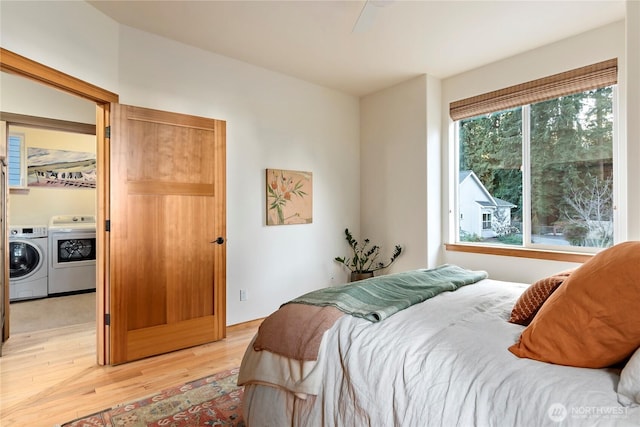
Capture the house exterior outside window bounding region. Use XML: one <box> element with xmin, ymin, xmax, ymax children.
<box><xmin>459</xmin><ymin>170</ymin><xmax>517</xmax><ymax>241</ymax></box>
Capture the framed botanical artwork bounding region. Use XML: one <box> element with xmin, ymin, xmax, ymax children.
<box><xmin>266</xmin><ymin>168</ymin><xmax>312</xmax><ymax>225</ymax></box>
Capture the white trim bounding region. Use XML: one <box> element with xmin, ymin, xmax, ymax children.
<box><xmin>521</xmin><ymin>105</ymin><xmax>532</xmax><ymax>246</ymax></box>
<box><xmin>612</xmin><ymin>84</ymin><xmax>625</xmax><ymax>243</ymax></box>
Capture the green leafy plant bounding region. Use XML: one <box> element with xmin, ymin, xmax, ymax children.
<box><xmin>564</xmin><ymin>223</ymin><xmax>589</xmax><ymax>246</ymax></box>
<box><xmin>334</xmin><ymin>228</ymin><xmax>402</xmax><ymax>273</ymax></box>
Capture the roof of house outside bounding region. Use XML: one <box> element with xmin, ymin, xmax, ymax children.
<box><xmin>460</xmin><ymin>170</ymin><xmax>516</xmax><ymax>209</ymax></box>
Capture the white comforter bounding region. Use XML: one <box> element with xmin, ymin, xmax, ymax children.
<box><xmin>241</xmin><ymin>279</ymin><xmax>640</xmax><ymax>426</ymax></box>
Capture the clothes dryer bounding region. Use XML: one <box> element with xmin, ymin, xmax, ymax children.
<box><xmin>48</xmin><ymin>215</ymin><xmax>96</xmax><ymax>295</ymax></box>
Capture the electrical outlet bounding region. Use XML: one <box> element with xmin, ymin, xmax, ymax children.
<box><xmin>240</xmin><ymin>289</ymin><xmax>248</xmax><ymax>301</ymax></box>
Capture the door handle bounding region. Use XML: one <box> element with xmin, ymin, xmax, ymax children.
<box><xmin>211</xmin><ymin>237</ymin><xmax>225</xmax><ymax>245</ymax></box>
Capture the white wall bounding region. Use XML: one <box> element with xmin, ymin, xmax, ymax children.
<box><xmin>626</xmin><ymin>0</ymin><xmax>640</xmax><ymax>239</ymax></box>
<box><xmin>0</xmin><ymin>1</ymin><xmax>119</xmax><ymax>94</ymax></box>
<box><xmin>360</xmin><ymin>79</ymin><xmax>422</xmax><ymax>273</ymax></box>
<box><xmin>0</xmin><ymin>1</ymin><xmax>361</xmax><ymax>325</ymax></box>
<box><xmin>441</xmin><ymin>20</ymin><xmax>636</xmax><ymax>283</ymax></box>
<box><xmin>360</xmin><ymin>75</ymin><xmax>442</xmax><ymax>273</ymax></box>
<box><xmin>425</xmin><ymin>75</ymin><xmax>442</xmax><ymax>269</ymax></box>
<box><xmin>0</xmin><ymin>72</ymin><xmax>96</xmax><ymax>124</ymax></box>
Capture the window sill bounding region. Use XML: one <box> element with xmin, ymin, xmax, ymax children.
<box><xmin>445</xmin><ymin>243</ymin><xmax>593</xmax><ymax>263</ymax></box>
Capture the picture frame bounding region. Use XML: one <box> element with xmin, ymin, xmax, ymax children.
<box><xmin>266</xmin><ymin>168</ymin><xmax>312</xmax><ymax>225</ymax></box>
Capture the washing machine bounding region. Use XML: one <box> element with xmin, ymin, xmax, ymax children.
<box><xmin>9</xmin><ymin>225</ymin><xmax>48</xmax><ymax>301</ymax></box>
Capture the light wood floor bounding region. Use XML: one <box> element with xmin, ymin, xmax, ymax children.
<box><xmin>0</xmin><ymin>319</ymin><xmax>261</xmax><ymax>427</ymax></box>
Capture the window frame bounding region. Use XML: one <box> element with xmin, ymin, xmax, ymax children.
<box><xmin>7</xmin><ymin>132</ymin><xmax>27</xmax><ymax>189</ymax></box>
<box><xmin>451</xmin><ymin>86</ymin><xmax>618</xmax><ymax>256</ymax></box>
<box><xmin>482</xmin><ymin>212</ymin><xmax>492</xmax><ymax>230</ymax></box>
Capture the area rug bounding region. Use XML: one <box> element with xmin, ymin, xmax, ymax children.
<box><xmin>61</xmin><ymin>367</ymin><xmax>244</xmax><ymax>427</ymax></box>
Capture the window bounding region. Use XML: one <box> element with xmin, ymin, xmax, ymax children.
<box><xmin>8</xmin><ymin>133</ymin><xmax>26</xmax><ymax>188</ymax></box>
<box><xmin>452</xmin><ymin>59</ymin><xmax>617</xmax><ymax>252</ymax></box>
<box><xmin>482</xmin><ymin>212</ymin><xmax>492</xmax><ymax>230</ymax></box>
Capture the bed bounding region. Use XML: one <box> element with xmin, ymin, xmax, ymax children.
<box><xmin>238</xmin><ymin>248</ymin><xmax>640</xmax><ymax>426</ymax></box>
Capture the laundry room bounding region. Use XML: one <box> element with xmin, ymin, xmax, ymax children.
<box><xmin>2</xmin><ymin>71</ymin><xmax>97</xmax><ymax>334</ymax></box>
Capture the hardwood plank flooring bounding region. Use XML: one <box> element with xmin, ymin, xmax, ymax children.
<box><xmin>0</xmin><ymin>319</ymin><xmax>261</xmax><ymax>426</ymax></box>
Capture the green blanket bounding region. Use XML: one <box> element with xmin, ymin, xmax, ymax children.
<box><xmin>286</xmin><ymin>264</ymin><xmax>488</xmax><ymax>322</ymax></box>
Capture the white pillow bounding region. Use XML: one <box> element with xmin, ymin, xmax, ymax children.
<box><xmin>618</xmin><ymin>346</ymin><xmax>640</xmax><ymax>406</ymax></box>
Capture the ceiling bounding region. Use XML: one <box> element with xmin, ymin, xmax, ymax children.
<box><xmin>88</xmin><ymin>0</ymin><xmax>626</xmax><ymax>97</ymax></box>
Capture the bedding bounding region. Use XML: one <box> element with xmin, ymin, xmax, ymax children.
<box><xmin>618</xmin><ymin>347</ymin><xmax>640</xmax><ymax>406</ymax></box>
<box><xmin>239</xmin><ymin>274</ymin><xmax>640</xmax><ymax>426</ymax></box>
<box><xmin>252</xmin><ymin>265</ymin><xmax>487</xmax><ymax>362</ymax></box>
<box><xmin>253</xmin><ymin>304</ymin><xmax>344</xmax><ymax>361</ymax></box>
<box><xmin>286</xmin><ymin>264</ymin><xmax>488</xmax><ymax>322</ymax></box>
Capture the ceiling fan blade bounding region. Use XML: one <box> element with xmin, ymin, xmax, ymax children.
<box><xmin>352</xmin><ymin>0</ymin><xmax>378</xmax><ymax>33</ymax></box>
<box><xmin>352</xmin><ymin>0</ymin><xmax>396</xmax><ymax>34</ymax></box>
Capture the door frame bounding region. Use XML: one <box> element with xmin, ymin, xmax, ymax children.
<box><xmin>1</xmin><ymin>47</ymin><xmax>119</xmax><ymax>364</ymax></box>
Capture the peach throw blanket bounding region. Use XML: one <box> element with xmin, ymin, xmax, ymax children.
<box><xmin>253</xmin><ymin>303</ymin><xmax>344</xmax><ymax>361</ymax></box>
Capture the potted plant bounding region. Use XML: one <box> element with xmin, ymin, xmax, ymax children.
<box><xmin>334</xmin><ymin>228</ymin><xmax>403</xmax><ymax>282</ymax></box>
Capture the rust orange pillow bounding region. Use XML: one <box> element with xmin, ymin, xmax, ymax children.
<box><xmin>509</xmin><ymin>270</ymin><xmax>573</xmax><ymax>326</ymax></box>
<box><xmin>509</xmin><ymin>241</ymin><xmax>640</xmax><ymax>368</ymax></box>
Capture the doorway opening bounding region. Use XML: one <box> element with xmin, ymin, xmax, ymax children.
<box><xmin>5</xmin><ymin>120</ymin><xmax>97</xmax><ymax>334</ymax></box>
<box><xmin>1</xmin><ymin>47</ymin><xmax>119</xmax><ymax>364</ymax></box>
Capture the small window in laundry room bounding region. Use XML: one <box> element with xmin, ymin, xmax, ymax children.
<box><xmin>8</xmin><ymin>133</ymin><xmax>27</xmax><ymax>188</ymax></box>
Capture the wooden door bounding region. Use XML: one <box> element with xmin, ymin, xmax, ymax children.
<box><xmin>109</xmin><ymin>104</ymin><xmax>226</xmax><ymax>364</ymax></box>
